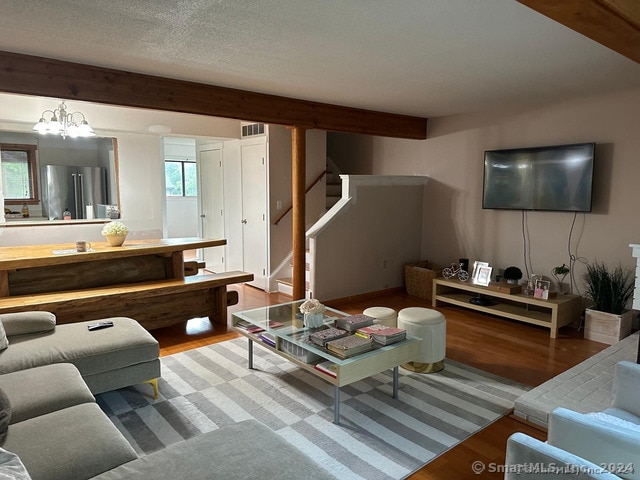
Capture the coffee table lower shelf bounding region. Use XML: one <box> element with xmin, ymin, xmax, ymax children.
<box><xmin>237</xmin><ymin>332</ymin><xmax>420</xmax><ymax>425</ymax></box>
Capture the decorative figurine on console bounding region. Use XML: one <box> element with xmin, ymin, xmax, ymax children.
<box><xmin>442</xmin><ymin>262</ymin><xmax>469</xmax><ymax>282</ymax></box>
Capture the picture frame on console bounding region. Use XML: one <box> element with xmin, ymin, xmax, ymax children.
<box><xmin>475</xmin><ymin>266</ymin><xmax>493</xmax><ymax>286</ymax></box>
<box><xmin>534</xmin><ymin>280</ymin><xmax>550</xmax><ymax>300</ymax></box>
<box><xmin>471</xmin><ymin>261</ymin><xmax>489</xmax><ymax>284</ymax></box>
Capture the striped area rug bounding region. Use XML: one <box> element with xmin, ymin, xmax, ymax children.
<box><xmin>96</xmin><ymin>338</ymin><xmax>529</xmax><ymax>480</ymax></box>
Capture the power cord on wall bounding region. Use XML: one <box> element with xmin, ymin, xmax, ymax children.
<box><xmin>567</xmin><ymin>211</ymin><xmax>588</xmax><ymax>296</ymax></box>
<box><xmin>521</xmin><ymin>211</ymin><xmax>533</xmax><ymax>279</ymax></box>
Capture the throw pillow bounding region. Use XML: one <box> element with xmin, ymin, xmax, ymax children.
<box><xmin>0</xmin><ymin>312</ymin><xmax>56</xmax><ymax>337</ymax></box>
<box><xmin>0</xmin><ymin>323</ymin><xmax>7</xmax><ymax>351</ymax></box>
<box><xmin>0</xmin><ymin>388</ymin><xmax>10</xmax><ymax>446</ymax></box>
<box><xmin>0</xmin><ymin>448</ymin><xmax>32</xmax><ymax>480</ymax></box>
<box><xmin>586</xmin><ymin>411</ymin><xmax>640</xmax><ymax>433</ymax></box>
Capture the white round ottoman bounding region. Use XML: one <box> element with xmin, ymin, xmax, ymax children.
<box><xmin>397</xmin><ymin>307</ymin><xmax>446</xmax><ymax>373</ymax></box>
<box><xmin>362</xmin><ymin>307</ymin><xmax>397</xmax><ymax>328</ymax></box>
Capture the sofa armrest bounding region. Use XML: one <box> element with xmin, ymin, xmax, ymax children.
<box><xmin>0</xmin><ymin>312</ymin><xmax>56</xmax><ymax>337</ymax></box>
<box><xmin>505</xmin><ymin>432</ymin><xmax>621</xmax><ymax>480</ymax></box>
<box><xmin>548</xmin><ymin>407</ymin><xmax>640</xmax><ymax>480</ymax></box>
<box><xmin>612</xmin><ymin>361</ymin><xmax>640</xmax><ymax>418</ymax></box>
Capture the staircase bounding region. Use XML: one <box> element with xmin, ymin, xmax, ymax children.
<box><xmin>275</xmin><ymin>249</ymin><xmax>313</xmax><ymax>298</ymax></box>
<box><xmin>325</xmin><ymin>156</ymin><xmax>342</xmax><ymax>211</ymax></box>
<box><xmin>275</xmin><ymin>156</ymin><xmax>342</xmax><ymax>297</ymax></box>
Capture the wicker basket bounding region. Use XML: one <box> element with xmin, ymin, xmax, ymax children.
<box><xmin>404</xmin><ymin>261</ymin><xmax>444</xmax><ymax>301</ymax></box>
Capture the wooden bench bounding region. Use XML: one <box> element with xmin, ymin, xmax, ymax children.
<box><xmin>0</xmin><ymin>239</ymin><xmax>253</xmax><ymax>330</ymax></box>
<box><xmin>0</xmin><ymin>271</ymin><xmax>253</xmax><ymax>330</ymax></box>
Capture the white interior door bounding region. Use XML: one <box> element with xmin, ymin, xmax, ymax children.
<box><xmin>198</xmin><ymin>146</ymin><xmax>225</xmax><ymax>272</ymax></box>
<box><xmin>240</xmin><ymin>141</ymin><xmax>268</xmax><ymax>289</ymax></box>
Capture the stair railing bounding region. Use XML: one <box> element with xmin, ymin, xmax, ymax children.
<box><xmin>272</xmin><ymin>170</ymin><xmax>327</xmax><ymax>225</ymax></box>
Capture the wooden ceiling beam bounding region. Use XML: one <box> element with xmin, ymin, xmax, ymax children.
<box><xmin>0</xmin><ymin>50</ymin><xmax>427</xmax><ymax>140</ymax></box>
<box><xmin>516</xmin><ymin>0</ymin><xmax>640</xmax><ymax>64</ymax></box>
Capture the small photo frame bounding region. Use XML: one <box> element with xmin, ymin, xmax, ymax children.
<box><xmin>471</xmin><ymin>261</ymin><xmax>489</xmax><ymax>284</ymax></box>
<box><xmin>475</xmin><ymin>266</ymin><xmax>493</xmax><ymax>286</ymax></box>
<box><xmin>534</xmin><ymin>279</ymin><xmax>551</xmax><ymax>299</ymax></box>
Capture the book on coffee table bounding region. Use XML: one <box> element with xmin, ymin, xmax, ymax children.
<box><xmin>234</xmin><ymin>319</ymin><xmax>264</xmax><ymax>334</ymax></box>
<box><xmin>326</xmin><ymin>334</ymin><xmax>373</xmax><ymax>359</ymax></box>
<box><xmin>309</xmin><ymin>327</ymin><xmax>349</xmax><ymax>347</ymax></box>
<box><xmin>334</xmin><ymin>314</ymin><xmax>375</xmax><ymax>332</ymax></box>
<box><xmin>314</xmin><ymin>360</ymin><xmax>338</xmax><ymax>378</ymax></box>
<box><xmin>356</xmin><ymin>324</ymin><xmax>407</xmax><ymax>345</ymax></box>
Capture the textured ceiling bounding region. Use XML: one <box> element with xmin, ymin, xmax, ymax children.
<box><xmin>1</xmin><ymin>0</ymin><xmax>640</xmax><ymax>118</ymax></box>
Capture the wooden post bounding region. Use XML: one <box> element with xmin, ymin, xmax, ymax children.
<box><xmin>292</xmin><ymin>127</ymin><xmax>306</xmax><ymax>300</ymax></box>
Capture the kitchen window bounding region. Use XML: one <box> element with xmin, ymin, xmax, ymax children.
<box><xmin>165</xmin><ymin>159</ymin><xmax>197</xmax><ymax>197</ymax></box>
<box><xmin>0</xmin><ymin>143</ymin><xmax>39</xmax><ymax>205</ymax></box>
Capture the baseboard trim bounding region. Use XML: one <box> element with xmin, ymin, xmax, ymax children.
<box><xmin>325</xmin><ymin>286</ymin><xmax>403</xmax><ymax>307</ymax></box>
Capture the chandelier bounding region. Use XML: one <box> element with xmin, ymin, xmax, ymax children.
<box><xmin>33</xmin><ymin>101</ymin><xmax>95</xmax><ymax>139</ymax></box>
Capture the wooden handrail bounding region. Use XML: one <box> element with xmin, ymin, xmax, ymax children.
<box><xmin>273</xmin><ymin>170</ymin><xmax>327</xmax><ymax>226</ymax></box>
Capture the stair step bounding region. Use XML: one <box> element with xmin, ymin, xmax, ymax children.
<box><xmin>277</xmin><ymin>277</ymin><xmax>310</xmax><ymax>289</ymax></box>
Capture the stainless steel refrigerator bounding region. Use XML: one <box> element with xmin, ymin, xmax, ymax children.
<box><xmin>41</xmin><ymin>165</ymin><xmax>107</xmax><ymax>220</ymax></box>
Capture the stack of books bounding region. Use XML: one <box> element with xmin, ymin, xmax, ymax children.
<box><xmin>356</xmin><ymin>324</ymin><xmax>407</xmax><ymax>345</ymax></box>
<box><xmin>309</xmin><ymin>327</ymin><xmax>348</xmax><ymax>347</ymax></box>
<box><xmin>334</xmin><ymin>314</ymin><xmax>375</xmax><ymax>332</ymax></box>
<box><xmin>326</xmin><ymin>335</ymin><xmax>373</xmax><ymax>359</ymax></box>
<box><xmin>234</xmin><ymin>319</ymin><xmax>264</xmax><ymax>334</ymax></box>
<box><xmin>314</xmin><ymin>360</ymin><xmax>338</xmax><ymax>378</ymax></box>
<box><xmin>258</xmin><ymin>332</ymin><xmax>276</xmax><ymax>347</ymax></box>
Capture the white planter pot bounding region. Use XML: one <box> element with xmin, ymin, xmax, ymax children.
<box><xmin>584</xmin><ymin>309</ymin><xmax>634</xmax><ymax>345</ymax></box>
<box><xmin>303</xmin><ymin>312</ymin><xmax>324</xmax><ymax>329</ymax></box>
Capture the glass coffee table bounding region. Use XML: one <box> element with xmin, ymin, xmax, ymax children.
<box><xmin>232</xmin><ymin>300</ymin><xmax>421</xmax><ymax>424</ymax></box>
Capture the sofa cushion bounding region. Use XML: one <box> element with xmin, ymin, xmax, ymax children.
<box><xmin>0</xmin><ymin>388</ymin><xmax>10</xmax><ymax>446</ymax></box>
<box><xmin>0</xmin><ymin>364</ymin><xmax>94</xmax><ymax>424</ymax></box>
<box><xmin>0</xmin><ymin>312</ymin><xmax>56</xmax><ymax>337</ymax></box>
<box><xmin>0</xmin><ymin>448</ymin><xmax>31</xmax><ymax>480</ymax></box>
<box><xmin>4</xmin><ymin>403</ymin><xmax>137</xmax><ymax>480</ymax></box>
<box><xmin>90</xmin><ymin>419</ymin><xmax>336</xmax><ymax>480</ymax></box>
<box><xmin>0</xmin><ymin>317</ymin><xmax>158</xmax><ymax>376</ymax></box>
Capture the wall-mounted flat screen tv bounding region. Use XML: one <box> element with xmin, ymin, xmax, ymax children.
<box><xmin>482</xmin><ymin>142</ymin><xmax>595</xmax><ymax>212</ymax></box>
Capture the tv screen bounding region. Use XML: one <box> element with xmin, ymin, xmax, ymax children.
<box><xmin>482</xmin><ymin>142</ymin><xmax>595</xmax><ymax>212</ymax></box>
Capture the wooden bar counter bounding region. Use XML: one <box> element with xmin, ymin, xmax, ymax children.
<box><xmin>0</xmin><ymin>238</ymin><xmax>253</xmax><ymax>330</ymax></box>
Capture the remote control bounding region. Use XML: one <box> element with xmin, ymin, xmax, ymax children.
<box><xmin>87</xmin><ymin>321</ymin><xmax>114</xmax><ymax>331</ymax></box>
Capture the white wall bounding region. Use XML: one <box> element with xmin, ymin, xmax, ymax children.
<box><xmin>328</xmin><ymin>87</ymin><xmax>640</xmax><ymax>294</ymax></box>
<box><xmin>309</xmin><ymin>175</ymin><xmax>428</xmax><ymax>301</ymax></box>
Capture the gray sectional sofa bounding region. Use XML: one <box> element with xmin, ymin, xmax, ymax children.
<box><xmin>0</xmin><ymin>312</ymin><xmax>337</xmax><ymax>480</ymax></box>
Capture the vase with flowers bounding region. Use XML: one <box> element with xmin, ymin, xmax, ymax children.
<box><xmin>102</xmin><ymin>221</ymin><xmax>129</xmax><ymax>247</ymax></box>
<box><xmin>299</xmin><ymin>299</ymin><xmax>326</xmax><ymax>328</ymax></box>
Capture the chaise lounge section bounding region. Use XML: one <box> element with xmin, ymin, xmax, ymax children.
<box><xmin>0</xmin><ymin>312</ymin><xmax>160</xmax><ymax>396</ymax></box>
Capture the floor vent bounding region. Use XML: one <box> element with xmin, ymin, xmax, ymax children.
<box><xmin>241</xmin><ymin>123</ymin><xmax>266</xmax><ymax>137</ymax></box>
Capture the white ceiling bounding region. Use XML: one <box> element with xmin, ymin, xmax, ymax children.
<box><xmin>2</xmin><ymin>0</ymin><xmax>640</xmax><ymax>118</ymax></box>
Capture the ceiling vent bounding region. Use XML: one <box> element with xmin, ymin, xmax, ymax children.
<box><xmin>241</xmin><ymin>123</ymin><xmax>266</xmax><ymax>137</ymax></box>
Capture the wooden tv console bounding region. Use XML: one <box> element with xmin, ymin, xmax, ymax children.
<box><xmin>0</xmin><ymin>238</ymin><xmax>253</xmax><ymax>330</ymax></box>
<box><xmin>432</xmin><ymin>277</ymin><xmax>583</xmax><ymax>338</ymax></box>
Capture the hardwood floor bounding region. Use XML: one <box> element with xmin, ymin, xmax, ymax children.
<box><xmin>150</xmin><ymin>285</ymin><xmax>608</xmax><ymax>479</ymax></box>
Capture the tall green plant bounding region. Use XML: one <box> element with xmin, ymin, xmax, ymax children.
<box><xmin>583</xmin><ymin>261</ymin><xmax>634</xmax><ymax>315</ymax></box>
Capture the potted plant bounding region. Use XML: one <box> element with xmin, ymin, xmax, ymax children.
<box><xmin>583</xmin><ymin>261</ymin><xmax>635</xmax><ymax>344</ymax></box>
<box><xmin>503</xmin><ymin>266</ymin><xmax>523</xmax><ymax>285</ymax></box>
<box><xmin>552</xmin><ymin>263</ymin><xmax>570</xmax><ymax>294</ymax></box>
<box><xmin>102</xmin><ymin>221</ymin><xmax>129</xmax><ymax>247</ymax></box>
